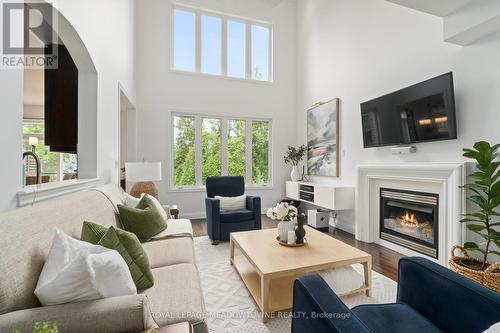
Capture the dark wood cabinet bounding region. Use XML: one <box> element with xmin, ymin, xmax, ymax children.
<box><xmin>44</xmin><ymin>44</ymin><xmax>78</xmax><ymax>154</ymax></box>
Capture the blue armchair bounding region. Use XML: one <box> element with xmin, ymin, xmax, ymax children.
<box><xmin>205</xmin><ymin>176</ymin><xmax>261</xmax><ymax>244</ymax></box>
<box><xmin>292</xmin><ymin>257</ymin><xmax>500</xmax><ymax>333</ymax></box>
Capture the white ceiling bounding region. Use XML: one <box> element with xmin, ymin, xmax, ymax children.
<box><xmin>387</xmin><ymin>0</ymin><xmax>473</xmax><ymax>17</ymax></box>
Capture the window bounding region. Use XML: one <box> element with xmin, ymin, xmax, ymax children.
<box><xmin>173</xmin><ymin>116</ymin><xmax>196</xmax><ymax>186</ymax></box>
<box><xmin>227</xmin><ymin>119</ymin><xmax>246</xmax><ymax>178</ymax></box>
<box><xmin>23</xmin><ymin>121</ymin><xmax>78</xmax><ymax>185</ymax></box>
<box><xmin>252</xmin><ymin>121</ymin><xmax>270</xmax><ymax>184</ymax></box>
<box><xmin>201</xmin><ymin>118</ymin><xmax>222</xmax><ymax>184</ymax></box>
<box><xmin>201</xmin><ymin>15</ymin><xmax>222</xmax><ymax>75</ymax></box>
<box><xmin>172</xmin><ymin>114</ymin><xmax>271</xmax><ymax>189</ymax></box>
<box><xmin>227</xmin><ymin>20</ymin><xmax>246</xmax><ymax>78</ymax></box>
<box><xmin>171</xmin><ymin>5</ymin><xmax>273</xmax><ymax>82</ymax></box>
<box><xmin>251</xmin><ymin>25</ymin><xmax>270</xmax><ymax>81</ymax></box>
<box><xmin>173</xmin><ymin>9</ymin><xmax>196</xmax><ymax>72</ymax></box>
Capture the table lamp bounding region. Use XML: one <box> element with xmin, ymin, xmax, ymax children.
<box><xmin>29</xmin><ymin>137</ymin><xmax>39</xmax><ymax>153</ymax></box>
<box><xmin>126</xmin><ymin>162</ymin><xmax>162</xmax><ymax>199</ymax></box>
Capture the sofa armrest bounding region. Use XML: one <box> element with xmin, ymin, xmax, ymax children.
<box><xmin>292</xmin><ymin>275</ymin><xmax>370</xmax><ymax>333</ymax></box>
<box><xmin>205</xmin><ymin>198</ymin><xmax>221</xmax><ymax>240</ymax></box>
<box><xmin>0</xmin><ymin>294</ymin><xmax>157</xmax><ymax>333</ymax></box>
<box><xmin>397</xmin><ymin>257</ymin><xmax>500</xmax><ymax>333</ymax></box>
<box><xmin>246</xmin><ymin>196</ymin><xmax>261</xmax><ymax>229</ymax></box>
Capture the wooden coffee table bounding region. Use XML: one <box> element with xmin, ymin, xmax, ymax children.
<box><xmin>229</xmin><ymin>226</ymin><xmax>372</xmax><ymax>323</ymax></box>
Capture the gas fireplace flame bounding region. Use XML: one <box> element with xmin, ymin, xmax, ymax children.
<box><xmin>400</xmin><ymin>212</ymin><xmax>419</xmax><ymax>226</ymax></box>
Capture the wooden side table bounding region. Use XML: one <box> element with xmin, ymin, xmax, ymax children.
<box><xmin>141</xmin><ymin>322</ymin><xmax>192</xmax><ymax>333</ymax></box>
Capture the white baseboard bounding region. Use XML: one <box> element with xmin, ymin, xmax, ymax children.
<box><xmin>331</xmin><ymin>220</ymin><xmax>355</xmax><ymax>235</ymax></box>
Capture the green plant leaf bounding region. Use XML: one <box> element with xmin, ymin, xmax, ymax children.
<box><xmin>477</xmin><ymin>150</ymin><xmax>494</xmax><ymax>168</ymax></box>
<box><xmin>494</xmin><ymin>239</ymin><xmax>500</xmax><ymax>249</ymax></box>
<box><xmin>465</xmin><ymin>187</ymin><xmax>485</xmax><ymax>198</ymax></box>
<box><xmin>463</xmin><ymin>212</ymin><xmax>488</xmax><ymax>220</ymax></box>
<box><xmin>485</xmin><ymin>161</ymin><xmax>500</xmax><ymax>176</ymax></box>
<box><xmin>467</xmin><ymin>224</ymin><xmax>486</xmax><ymax>232</ymax></box>
<box><xmin>470</xmin><ymin>231</ymin><xmax>489</xmax><ymax>240</ymax></box>
<box><xmin>491</xmin><ymin>196</ymin><xmax>500</xmax><ymax>209</ymax></box>
<box><xmin>469</xmin><ymin>195</ymin><xmax>489</xmax><ymax>211</ymax></box>
<box><xmin>490</xmin><ymin>230</ymin><xmax>500</xmax><ymax>241</ymax></box>
<box><xmin>466</xmin><ymin>247</ymin><xmax>486</xmax><ymax>255</ymax></box>
<box><xmin>489</xmin><ymin>250</ymin><xmax>500</xmax><ymax>256</ymax></box>
<box><xmin>491</xmin><ymin>181</ymin><xmax>500</xmax><ymax>198</ymax></box>
<box><xmin>469</xmin><ymin>171</ymin><xmax>490</xmax><ymax>180</ymax></box>
<box><xmin>463</xmin><ymin>151</ymin><xmax>478</xmax><ymax>160</ymax></box>
<box><xmin>464</xmin><ymin>241</ymin><xmax>480</xmax><ymax>249</ymax></box>
<box><xmin>476</xmin><ymin>178</ymin><xmax>493</xmax><ymax>187</ymax></box>
<box><xmin>459</xmin><ymin>218</ymin><xmax>485</xmax><ymax>223</ymax></box>
<box><xmin>474</xmin><ymin>141</ymin><xmax>491</xmax><ymax>152</ymax></box>
<box><xmin>461</xmin><ymin>183</ymin><xmax>488</xmax><ymax>192</ymax></box>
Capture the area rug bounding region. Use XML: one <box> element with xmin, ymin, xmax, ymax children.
<box><xmin>194</xmin><ymin>236</ymin><xmax>397</xmax><ymax>333</ymax></box>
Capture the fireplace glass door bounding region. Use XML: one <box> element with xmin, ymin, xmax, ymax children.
<box><xmin>380</xmin><ymin>188</ymin><xmax>438</xmax><ymax>258</ymax></box>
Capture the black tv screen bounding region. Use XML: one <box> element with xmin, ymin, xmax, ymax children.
<box><xmin>361</xmin><ymin>73</ymin><xmax>457</xmax><ymax>148</ymax></box>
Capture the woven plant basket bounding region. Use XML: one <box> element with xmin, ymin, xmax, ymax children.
<box><xmin>484</xmin><ymin>262</ymin><xmax>500</xmax><ymax>293</ymax></box>
<box><xmin>449</xmin><ymin>246</ymin><xmax>485</xmax><ymax>284</ymax></box>
<box><xmin>449</xmin><ymin>245</ymin><xmax>500</xmax><ymax>292</ymax></box>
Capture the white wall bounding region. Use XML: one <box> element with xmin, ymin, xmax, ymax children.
<box><xmin>0</xmin><ymin>0</ymin><xmax>136</xmax><ymax>211</ymax></box>
<box><xmin>296</xmin><ymin>0</ymin><xmax>500</xmax><ymax>232</ymax></box>
<box><xmin>136</xmin><ymin>0</ymin><xmax>297</xmax><ymax>217</ymax></box>
<box><xmin>53</xmin><ymin>0</ymin><xmax>137</xmax><ymax>184</ymax></box>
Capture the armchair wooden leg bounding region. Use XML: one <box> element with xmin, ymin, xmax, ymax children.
<box><xmin>211</xmin><ymin>240</ymin><xmax>220</xmax><ymax>245</ymax></box>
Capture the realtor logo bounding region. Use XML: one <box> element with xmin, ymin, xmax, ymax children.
<box><xmin>1</xmin><ymin>1</ymin><xmax>58</xmax><ymax>68</ymax></box>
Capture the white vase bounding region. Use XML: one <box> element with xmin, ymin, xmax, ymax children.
<box><xmin>291</xmin><ymin>166</ymin><xmax>300</xmax><ymax>182</ymax></box>
<box><xmin>278</xmin><ymin>219</ymin><xmax>297</xmax><ymax>242</ymax></box>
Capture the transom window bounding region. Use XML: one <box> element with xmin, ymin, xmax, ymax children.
<box><xmin>172</xmin><ymin>114</ymin><xmax>272</xmax><ymax>189</ymax></box>
<box><xmin>172</xmin><ymin>5</ymin><xmax>273</xmax><ymax>82</ymax></box>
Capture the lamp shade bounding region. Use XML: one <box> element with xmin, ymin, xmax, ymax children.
<box><xmin>29</xmin><ymin>137</ymin><xmax>39</xmax><ymax>147</ymax></box>
<box><xmin>125</xmin><ymin>162</ymin><xmax>162</xmax><ymax>182</ymax></box>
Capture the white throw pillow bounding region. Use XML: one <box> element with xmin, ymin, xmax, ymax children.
<box><xmin>483</xmin><ymin>323</ymin><xmax>500</xmax><ymax>333</ymax></box>
<box><xmin>124</xmin><ymin>192</ymin><xmax>142</xmax><ymax>207</ymax></box>
<box><xmin>34</xmin><ymin>229</ymin><xmax>136</xmax><ymax>306</ymax></box>
<box><xmin>215</xmin><ymin>195</ymin><xmax>247</xmax><ymax>211</ymax></box>
<box><xmin>144</xmin><ymin>194</ymin><xmax>169</xmax><ymax>221</ymax></box>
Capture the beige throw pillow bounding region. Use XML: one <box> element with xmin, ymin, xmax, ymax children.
<box><xmin>215</xmin><ymin>195</ymin><xmax>247</xmax><ymax>211</ymax></box>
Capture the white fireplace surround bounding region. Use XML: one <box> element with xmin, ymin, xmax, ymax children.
<box><xmin>356</xmin><ymin>163</ymin><xmax>465</xmax><ymax>266</ymax></box>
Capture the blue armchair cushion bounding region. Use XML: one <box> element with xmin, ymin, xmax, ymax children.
<box><xmin>220</xmin><ymin>209</ymin><xmax>254</xmax><ymax>223</ymax></box>
<box><xmin>351</xmin><ymin>303</ymin><xmax>443</xmax><ymax>333</ymax></box>
<box><xmin>292</xmin><ymin>257</ymin><xmax>500</xmax><ymax>333</ymax></box>
<box><xmin>397</xmin><ymin>257</ymin><xmax>500</xmax><ymax>333</ymax></box>
<box><xmin>206</xmin><ymin>176</ymin><xmax>244</xmax><ymax>198</ymax></box>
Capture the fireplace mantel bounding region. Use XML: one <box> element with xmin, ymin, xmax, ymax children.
<box><xmin>356</xmin><ymin>163</ymin><xmax>465</xmax><ymax>265</ymax></box>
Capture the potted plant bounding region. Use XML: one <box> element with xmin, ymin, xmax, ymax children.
<box><xmin>450</xmin><ymin>141</ymin><xmax>500</xmax><ymax>292</ymax></box>
<box><xmin>284</xmin><ymin>145</ymin><xmax>307</xmax><ymax>182</ymax></box>
<box><xmin>267</xmin><ymin>202</ymin><xmax>299</xmax><ymax>242</ymax></box>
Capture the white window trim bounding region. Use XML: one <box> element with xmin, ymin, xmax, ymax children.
<box><xmin>171</xmin><ymin>3</ymin><xmax>274</xmax><ymax>83</ymax></box>
<box><xmin>169</xmin><ymin>112</ymin><xmax>273</xmax><ymax>192</ymax></box>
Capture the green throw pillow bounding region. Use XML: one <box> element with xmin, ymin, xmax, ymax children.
<box><xmin>81</xmin><ymin>221</ymin><xmax>108</xmax><ymax>244</ymax></box>
<box><xmin>117</xmin><ymin>195</ymin><xmax>166</xmax><ymax>242</ymax></box>
<box><xmin>98</xmin><ymin>226</ymin><xmax>154</xmax><ymax>289</ymax></box>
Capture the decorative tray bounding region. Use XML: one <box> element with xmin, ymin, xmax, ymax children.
<box><xmin>276</xmin><ymin>236</ymin><xmax>307</xmax><ymax>247</ymax></box>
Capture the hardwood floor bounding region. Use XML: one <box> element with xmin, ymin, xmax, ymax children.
<box><xmin>191</xmin><ymin>215</ymin><xmax>405</xmax><ymax>281</ymax></box>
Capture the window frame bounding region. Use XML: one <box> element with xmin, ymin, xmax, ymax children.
<box><xmin>22</xmin><ymin>119</ymin><xmax>78</xmax><ymax>183</ymax></box>
<box><xmin>169</xmin><ymin>112</ymin><xmax>273</xmax><ymax>192</ymax></box>
<box><xmin>171</xmin><ymin>3</ymin><xmax>274</xmax><ymax>83</ymax></box>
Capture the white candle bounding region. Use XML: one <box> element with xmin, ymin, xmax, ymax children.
<box><xmin>288</xmin><ymin>230</ymin><xmax>296</xmax><ymax>244</ymax></box>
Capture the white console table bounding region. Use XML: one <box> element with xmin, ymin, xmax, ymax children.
<box><xmin>285</xmin><ymin>181</ymin><xmax>354</xmax><ymax>211</ymax></box>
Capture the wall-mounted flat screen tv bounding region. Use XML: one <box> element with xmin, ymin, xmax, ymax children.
<box><xmin>361</xmin><ymin>72</ymin><xmax>457</xmax><ymax>148</ymax></box>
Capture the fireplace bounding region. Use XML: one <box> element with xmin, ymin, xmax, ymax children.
<box><xmin>380</xmin><ymin>188</ymin><xmax>439</xmax><ymax>258</ymax></box>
